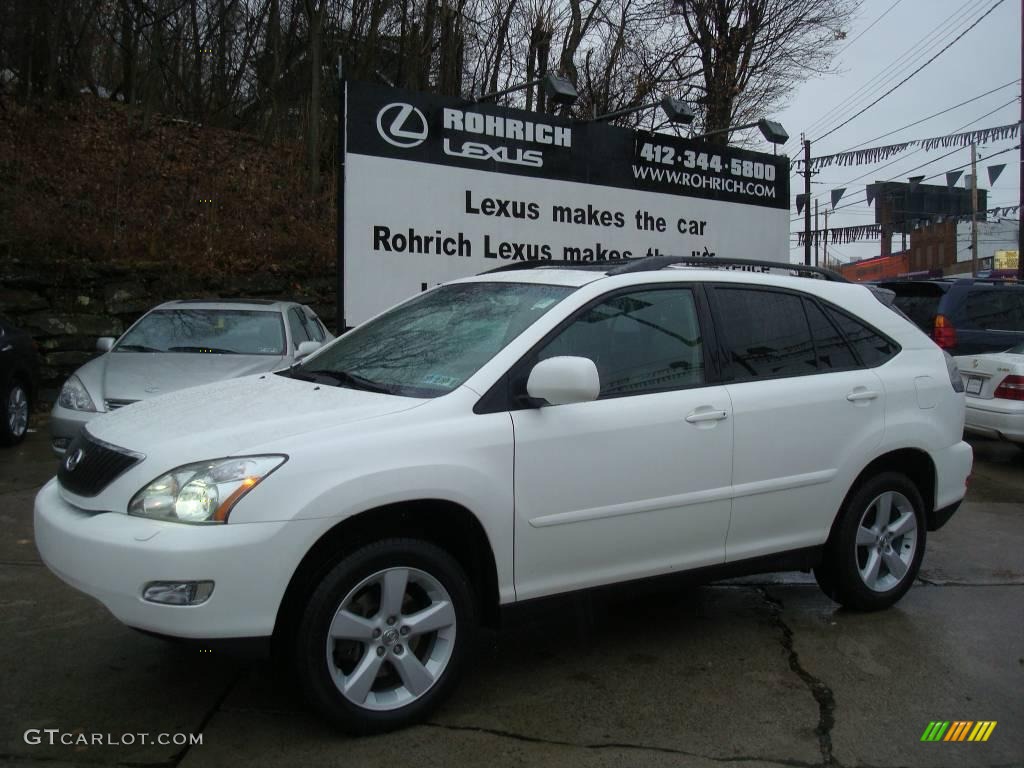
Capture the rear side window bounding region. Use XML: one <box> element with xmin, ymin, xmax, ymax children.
<box><xmin>964</xmin><ymin>289</ymin><xmax>1024</xmax><ymax>331</ymax></box>
<box><xmin>305</xmin><ymin>312</ymin><xmax>326</xmax><ymax>341</ymax></box>
<box><xmin>803</xmin><ymin>299</ymin><xmax>859</xmax><ymax>370</ymax></box>
<box><xmin>824</xmin><ymin>307</ymin><xmax>898</xmax><ymax>366</ymax></box>
<box><xmin>714</xmin><ymin>288</ymin><xmax>816</xmax><ymax>380</ymax></box>
<box><xmin>288</xmin><ymin>308</ymin><xmax>311</xmax><ymax>348</ymax></box>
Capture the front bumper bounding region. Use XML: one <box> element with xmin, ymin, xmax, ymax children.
<box><xmin>964</xmin><ymin>399</ymin><xmax>1024</xmax><ymax>445</ymax></box>
<box><xmin>49</xmin><ymin>404</ymin><xmax>98</xmax><ymax>455</ymax></box>
<box><xmin>33</xmin><ymin>479</ymin><xmax>324</xmax><ymax>639</ymax></box>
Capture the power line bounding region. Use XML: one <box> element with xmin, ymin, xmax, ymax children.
<box><xmin>824</xmin><ymin>80</ymin><xmax>1020</xmax><ymax>155</ymax></box>
<box><xmin>784</xmin><ymin>0</ymin><xmax>988</xmax><ymax>151</ymax></box>
<box><xmin>814</xmin><ymin>0</ymin><xmax>1008</xmax><ymax>143</ymax></box>
<box><xmin>833</xmin><ymin>0</ymin><xmax>908</xmax><ymax>59</ymax></box>
<box><xmin>795</xmin><ymin>0</ymin><xmax>988</xmax><ymax>146</ymax></box>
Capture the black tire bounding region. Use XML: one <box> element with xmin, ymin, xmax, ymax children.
<box><xmin>0</xmin><ymin>376</ymin><xmax>30</xmax><ymax>447</ymax></box>
<box><xmin>814</xmin><ymin>472</ymin><xmax>926</xmax><ymax>611</ymax></box>
<box><xmin>295</xmin><ymin>538</ymin><xmax>477</xmax><ymax>734</ymax></box>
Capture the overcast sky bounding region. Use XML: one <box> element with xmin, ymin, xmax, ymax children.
<box><xmin>759</xmin><ymin>0</ymin><xmax>1020</xmax><ymax>265</ymax></box>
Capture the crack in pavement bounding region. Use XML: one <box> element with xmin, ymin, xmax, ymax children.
<box><xmin>757</xmin><ymin>587</ymin><xmax>837</xmax><ymax>768</ymax></box>
<box><xmin>915</xmin><ymin>576</ymin><xmax>1024</xmax><ymax>587</ymax></box>
<box><xmin>422</xmin><ymin>721</ymin><xmax>823</xmax><ymax>767</ymax></box>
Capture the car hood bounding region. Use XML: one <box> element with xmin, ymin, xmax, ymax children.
<box><xmin>85</xmin><ymin>373</ymin><xmax>428</xmax><ymax>461</ymax></box>
<box><xmin>100</xmin><ymin>352</ymin><xmax>287</xmax><ymax>402</ymax></box>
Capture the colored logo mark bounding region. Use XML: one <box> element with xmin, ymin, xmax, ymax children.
<box><xmin>921</xmin><ymin>721</ymin><xmax>997</xmax><ymax>742</ymax></box>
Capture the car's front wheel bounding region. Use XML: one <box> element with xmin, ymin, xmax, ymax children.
<box><xmin>295</xmin><ymin>538</ymin><xmax>476</xmax><ymax>734</ymax></box>
<box><xmin>815</xmin><ymin>472</ymin><xmax>926</xmax><ymax>611</ymax></box>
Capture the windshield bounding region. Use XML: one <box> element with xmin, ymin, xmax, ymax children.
<box><xmin>1006</xmin><ymin>343</ymin><xmax>1024</xmax><ymax>354</ymax></box>
<box><xmin>116</xmin><ymin>309</ymin><xmax>286</xmax><ymax>355</ymax></box>
<box><xmin>291</xmin><ymin>281</ymin><xmax>575</xmax><ymax>397</ymax></box>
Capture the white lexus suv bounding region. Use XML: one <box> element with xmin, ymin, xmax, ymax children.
<box><xmin>35</xmin><ymin>257</ymin><xmax>972</xmax><ymax>733</ymax></box>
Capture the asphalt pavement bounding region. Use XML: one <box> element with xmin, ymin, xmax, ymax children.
<box><xmin>1</xmin><ymin>424</ymin><xmax>1021</xmax><ymax>768</ymax></box>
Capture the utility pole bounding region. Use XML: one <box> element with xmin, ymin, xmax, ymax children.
<box><xmin>1018</xmin><ymin>6</ymin><xmax>1023</xmax><ymax>281</ymax></box>
<box><xmin>814</xmin><ymin>199</ymin><xmax>820</xmax><ymax>266</ymax></box>
<box><xmin>803</xmin><ymin>137</ymin><xmax>812</xmax><ymax>266</ymax></box>
<box><xmin>971</xmin><ymin>142</ymin><xmax>979</xmax><ymax>277</ymax></box>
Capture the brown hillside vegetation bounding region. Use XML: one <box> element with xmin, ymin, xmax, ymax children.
<box><xmin>0</xmin><ymin>95</ymin><xmax>334</xmax><ymax>275</ymax></box>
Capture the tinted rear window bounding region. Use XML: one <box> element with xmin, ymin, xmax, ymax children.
<box><xmin>963</xmin><ymin>289</ymin><xmax>1024</xmax><ymax>331</ymax></box>
<box><xmin>890</xmin><ymin>292</ymin><xmax>941</xmax><ymax>331</ymax></box>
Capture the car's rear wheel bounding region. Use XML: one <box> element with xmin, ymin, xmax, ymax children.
<box><xmin>0</xmin><ymin>377</ymin><xmax>30</xmax><ymax>446</ymax></box>
<box><xmin>295</xmin><ymin>538</ymin><xmax>476</xmax><ymax>734</ymax></box>
<box><xmin>814</xmin><ymin>472</ymin><xmax>926</xmax><ymax>611</ymax></box>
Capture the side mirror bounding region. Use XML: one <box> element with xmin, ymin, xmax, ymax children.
<box><xmin>295</xmin><ymin>340</ymin><xmax>321</xmax><ymax>360</ymax></box>
<box><xmin>96</xmin><ymin>337</ymin><xmax>114</xmax><ymax>353</ymax></box>
<box><xmin>526</xmin><ymin>356</ymin><xmax>600</xmax><ymax>406</ymax></box>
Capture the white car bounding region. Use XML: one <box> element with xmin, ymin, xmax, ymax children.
<box><xmin>34</xmin><ymin>257</ymin><xmax>972</xmax><ymax>733</ymax></box>
<box><xmin>956</xmin><ymin>343</ymin><xmax>1024</xmax><ymax>446</ymax></box>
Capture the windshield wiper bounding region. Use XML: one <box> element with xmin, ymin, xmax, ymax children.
<box><xmin>115</xmin><ymin>344</ymin><xmax>164</xmax><ymax>353</ymax></box>
<box><xmin>167</xmin><ymin>346</ymin><xmax>239</xmax><ymax>354</ymax></box>
<box><xmin>300</xmin><ymin>369</ymin><xmax>394</xmax><ymax>394</ymax></box>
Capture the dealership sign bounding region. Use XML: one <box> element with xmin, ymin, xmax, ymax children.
<box><xmin>339</xmin><ymin>81</ymin><xmax>790</xmax><ymax>326</ymax></box>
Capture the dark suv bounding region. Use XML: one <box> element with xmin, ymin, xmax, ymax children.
<box><xmin>878</xmin><ymin>278</ymin><xmax>1024</xmax><ymax>355</ymax></box>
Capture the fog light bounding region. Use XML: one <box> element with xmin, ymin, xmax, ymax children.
<box><xmin>143</xmin><ymin>581</ymin><xmax>214</xmax><ymax>606</ymax></box>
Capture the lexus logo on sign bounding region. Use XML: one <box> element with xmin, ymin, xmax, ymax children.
<box><xmin>376</xmin><ymin>103</ymin><xmax>428</xmax><ymax>148</ymax></box>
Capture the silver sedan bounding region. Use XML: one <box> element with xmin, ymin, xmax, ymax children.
<box><xmin>50</xmin><ymin>299</ymin><xmax>333</xmax><ymax>455</ymax></box>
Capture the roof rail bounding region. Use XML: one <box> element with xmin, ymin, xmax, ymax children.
<box><xmin>485</xmin><ymin>260</ymin><xmax>616</xmax><ymax>274</ymax></box>
<box><xmin>486</xmin><ymin>255</ymin><xmax>849</xmax><ymax>282</ymax></box>
<box><xmin>608</xmin><ymin>255</ymin><xmax>850</xmax><ymax>282</ymax></box>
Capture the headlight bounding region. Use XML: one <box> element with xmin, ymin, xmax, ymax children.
<box><xmin>58</xmin><ymin>375</ymin><xmax>97</xmax><ymax>412</ymax></box>
<box><xmin>128</xmin><ymin>456</ymin><xmax>286</xmax><ymax>524</ymax></box>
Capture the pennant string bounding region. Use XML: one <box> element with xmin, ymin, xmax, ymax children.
<box><xmin>797</xmin><ymin>122</ymin><xmax>1021</xmax><ymax>171</ymax></box>
<box><xmin>795</xmin><ymin>205</ymin><xmax>1020</xmax><ymax>247</ymax></box>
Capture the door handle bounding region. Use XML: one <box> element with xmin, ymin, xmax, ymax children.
<box><xmin>846</xmin><ymin>389</ymin><xmax>879</xmax><ymax>402</ymax></box>
<box><xmin>685</xmin><ymin>409</ymin><xmax>729</xmax><ymax>423</ymax></box>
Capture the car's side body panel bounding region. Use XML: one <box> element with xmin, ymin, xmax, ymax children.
<box><xmin>723</xmin><ymin>368</ymin><xmax>886</xmax><ymax>559</ymax></box>
<box><xmin>510</xmin><ymin>385</ymin><xmax>733</xmax><ymax>600</ymax></box>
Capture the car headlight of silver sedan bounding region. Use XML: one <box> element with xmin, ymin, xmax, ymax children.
<box><xmin>58</xmin><ymin>375</ymin><xmax>97</xmax><ymax>412</ymax></box>
<box><xmin>128</xmin><ymin>456</ymin><xmax>286</xmax><ymax>524</ymax></box>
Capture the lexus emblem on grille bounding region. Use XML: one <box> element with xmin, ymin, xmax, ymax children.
<box><xmin>65</xmin><ymin>447</ymin><xmax>85</xmax><ymax>472</ymax></box>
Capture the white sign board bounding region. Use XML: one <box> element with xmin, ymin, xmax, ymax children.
<box><xmin>341</xmin><ymin>83</ymin><xmax>790</xmax><ymax>326</ymax></box>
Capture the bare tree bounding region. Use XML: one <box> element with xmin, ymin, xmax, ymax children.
<box><xmin>302</xmin><ymin>0</ymin><xmax>327</xmax><ymax>193</ymax></box>
<box><xmin>672</xmin><ymin>0</ymin><xmax>853</xmax><ymax>143</ymax></box>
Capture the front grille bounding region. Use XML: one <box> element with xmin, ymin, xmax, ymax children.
<box><xmin>104</xmin><ymin>398</ymin><xmax>138</xmax><ymax>411</ymax></box>
<box><xmin>58</xmin><ymin>431</ymin><xmax>143</xmax><ymax>497</ymax></box>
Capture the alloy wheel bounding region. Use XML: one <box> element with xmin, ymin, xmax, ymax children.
<box><xmin>7</xmin><ymin>384</ymin><xmax>28</xmax><ymax>438</ymax></box>
<box><xmin>855</xmin><ymin>490</ymin><xmax>918</xmax><ymax>592</ymax></box>
<box><xmin>325</xmin><ymin>567</ymin><xmax>456</xmax><ymax>711</ymax></box>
